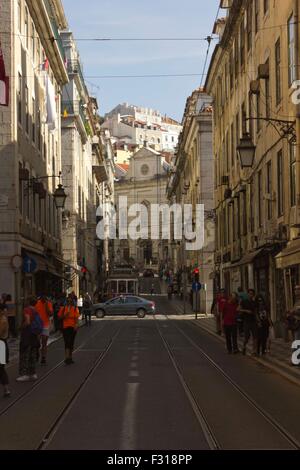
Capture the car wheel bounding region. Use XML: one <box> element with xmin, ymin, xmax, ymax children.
<box><xmin>96</xmin><ymin>309</ymin><xmax>105</xmax><ymax>319</ymax></box>
<box><xmin>137</xmin><ymin>308</ymin><xmax>146</xmax><ymax>319</ymax></box>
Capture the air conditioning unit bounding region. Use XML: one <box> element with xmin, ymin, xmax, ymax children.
<box><xmin>258</xmin><ymin>63</ymin><xmax>270</xmax><ymax>80</ymax></box>
<box><xmin>250</xmin><ymin>80</ymin><xmax>260</xmax><ymax>95</ymax></box>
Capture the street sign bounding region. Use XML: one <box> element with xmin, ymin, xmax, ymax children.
<box><xmin>192</xmin><ymin>282</ymin><xmax>201</xmax><ymax>292</ymax></box>
<box><xmin>23</xmin><ymin>256</ymin><xmax>37</xmax><ymax>274</ymax></box>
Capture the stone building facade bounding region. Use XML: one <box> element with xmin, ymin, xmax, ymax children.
<box><xmin>205</xmin><ymin>0</ymin><xmax>300</xmax><ymax>328</ymax></box>
<box><xmin>167</xmin><ymin>89</ymin><xmax>215</xmax><ymax>313</ymax></box>
<box><xmin>0</xmin><ymin>0</ymin><xmax>68</xmax><ymax>321</ymax></box>
<box><xmin>114</xmin><ymin>145</ymin><xmax>169</xmax><ymax>272</ymax></box>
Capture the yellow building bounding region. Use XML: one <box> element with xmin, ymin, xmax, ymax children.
<box><xmin>205</xmin><ymin>0</ymin><xmax>300</xmax><ymax>328</ymax></box>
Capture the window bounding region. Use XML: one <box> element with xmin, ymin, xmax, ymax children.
<box><xmin>25</xmin><ymin>7</ymin><xmax>29</xmax><ymax>49</ymax></box>
<box><xmin>275</xmin><ymin>39</ymin><xmax>282</xmax><ymax>105</ymax></box>
<box><xmin>265</xmin><ymin>59</ymin><xmax>270</xmax><ymax>118</ymax></box>
<box><xmin>248</xmin><ymin>92</ymin><xmax>254</xmax><ymax>137</ymax></box>
<box><xmin>263</xmin><ymin>0</ymin><xmax>269</xmax><ymax>15</ymax></box>
<box><xmin>242</xmin><ymin>191</ymin><xmax>247</xmax><ymax>236</ymax></box>
<box><xmin>31</xmin><ymin>22</ymin><xmax>35</xmax><ymax>61</ymax></box>
<box><xmin>290</xmin><ymin>144</ymin><xmax>296</xmax><ymax>207</ymax></box>
<box><xmin>37</xmin><ymin>110</ymin><xmax>41</xmax><ymax>150</ymax></box>
<box><xmin>18</xmin><ymin>0</ymin><xmax>22</xmax><ymax>32</ymax></box>
<box><xmin>255</xmin><ymin>0</ymin><xmax>259</xmax><ymax>34</ymax></box>
<box><xmin>19</xmin><ymin>163</ymin><xmax>23</xmax><ymax>215</ymax></box>
<box><xmin>241</xmin><ymin>102</ymin><xmax>247</xmax><ymax>134</ymax></box>
<box><xmin>18</xmin><ymin>73</ymin><xmax>22</xmax><ymax>124</ymax></box>
<box><xmin>25</xmin><ymin>85</ymin><xmax>29</xmax><ymax>134</ymax></box>
<box><xmin>229</xmin><ymin>50</ymin><xmax>234</xmax><ymax>91</ymax></box>
<box><xmin>247</xmin><ymin>2</ymin><xmax>252</xmax><ymax>52</ymax></box>
<box><xmin>256</xmin><ymin>92</ymin><xmax>261</xmax><ymax>133</ymax></box>
<box><xmin>231</xmin><ymin>122</ymin><xmax>234</xmax><ymax>167</ymax></box>
<box><xmin>277</xmin><ymin>150</ymin><xmax>284</xmax><ymax>216</ymax></box>
<box><xmin>240</xmin><ymin>22</ymin><xmax>245</xmax><ymax>67</ymax></box>
<box><xmin>266</xmin><ymin>161</ymin><xmax>272</xmax><ymax>220</ymax></box>
<box><xmin>258</xmin><ymin>170</ymin><xmax>263</xmax><ymax>227</ymax></box>
<box><xmin>288</xmin><ymin>14</ymin><xmax>296</xmax><ymax>86</ymax></box>
<box><xmin>32</xmin><ymin>98</ymin><xmax>35</xmax><ymax>143</ymax></box>
<box><xmin>235</xmin><ymin>113</ymin><xmax>240</xmax><ymax>154</ymax></box>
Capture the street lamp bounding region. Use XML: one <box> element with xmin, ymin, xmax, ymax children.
<box><xmin>53</xmin><ymin>184</ymin><xmax>67</xmax><ymax>209</ymax></box>
<box><xmin>237</xmin><ymin>132</ymin><xmax>256</xmax><ymax>169</ymax></box>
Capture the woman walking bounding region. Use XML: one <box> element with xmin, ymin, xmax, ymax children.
<box><xmin>221</xmin><ymin>293</ymin><xmax>239</xmax><ymax>354</ymax></box>
<box><xmin>0</xmin><ymin>304</ymin><xmax>10</xmax><ymax>397</ymax></box>
<box><xmin>58</xmin><ymin>296</ymin><xmax>80</xmax><ymax>365</ymax></box>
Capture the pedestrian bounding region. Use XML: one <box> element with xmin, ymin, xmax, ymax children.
<box><xmin>4</xmin><ymin>294</ymin><xmax>17</xmax><ymax>339</ymax></box>
<box><xmin>35</xmin><ymin>294</ymin><xmax>53</xmax><ymax>365</ymax></box>
<box><xmin>0</xmin><ymin>304</ymin><xmax>11</xmax><ymax>397</ymax></box>
<box><xmin>221</xmin><ymin>293</ymin><xmax>239</xmax><ymax>354</ymax></box>
<box><xmin>70</xmin><ymin>291</ymin><xmax>78</xmax><ymax>307</ymax></box>
<box><xmin>256</xmin><ymin>294</ymin><xmax>271</xmax><ymax>356</ymax></box>
<box><xmin>211</xmin><ymin>289</ymin><xmax>226</xmax><ymax>336</ymax></box>
<box><xmin>236</xmin><ymin>287</ymin><xmax>248</xmax><ymax>337</ymax></box>
<box><xmin>58</xmin><ymin>295</ymin><xmax>80</xmax><ymax>365</ymax></box>
<box><xmin>83</xmin><ymin>293</ymin><xmax>92</xmax><ymax>326</ymax></box>
<box><xmin>77</xmin><ymin>294</ymin><xmax>83</xmax><ymax>318</ymax></box>
<box><xmin>167</xmin><ymin>284</ymin><xmax>173</xmax><ymax>300</ymax></box>
<box><xmin>288</xmin><ymin>285</ymin><xmax>300</xmax><ymax>342</ymax></box>
<box><xmin>17</xmin><ymin>296</ymin><xmax>43</xmax><ymax>382</ymax></box>
<box><xmin>239</xmin><ymin>289</ymin><xmax>258</xmax><ymax>356</ymax></box>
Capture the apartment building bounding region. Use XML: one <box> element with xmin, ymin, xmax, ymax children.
<box><xmin>0</xmin><ymin>0</ymin><xmax>69</xmax><ymax>320</ymax></box>
<box><xmin>205</xmin><ymin>0</ymin><xmax>300</xmax><ymax>329</ymax></box>
<box><xmin>167</xmin><ymin>89</ymin><xmax>215</xmax><ymax>313</ymax></box>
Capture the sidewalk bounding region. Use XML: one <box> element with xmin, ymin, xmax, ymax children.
<box><xmin>173</xmin><ymin>299</ymin><xmax>300</xmax><ymax>387</ymax></box>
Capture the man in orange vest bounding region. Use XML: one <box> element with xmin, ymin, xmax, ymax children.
<box><xmin>35</xmin><ymin>295</ymin><xmax>53</xmax><ymax>365</ymax></box>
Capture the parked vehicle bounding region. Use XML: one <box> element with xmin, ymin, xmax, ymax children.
<box><xmin>92</xmin><ymin>296</ymin><xmax>156</xmax><ymax>319</ymax></box>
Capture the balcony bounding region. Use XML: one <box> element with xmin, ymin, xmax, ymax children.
<box><xmin>61</xmin><ymin>100</ymin><xmax>88</xmax><ymax>142</ymax></box>
<box><xmin>66</xmin><ymin>59</ymin><xmax>88</xmax><ymax>95</ymax></box>
<box><xmin>43</xmin><ymin>0</ymin><xmax>66</xmax><ymax>63</ymax></box>
<box><xmin>93</xmin><ymin>163</ymin><xmax>109</xmax><ymax>184</ymax></box>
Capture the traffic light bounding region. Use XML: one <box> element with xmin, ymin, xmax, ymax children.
<box><xmin>193</xmin><ymin>268</ymin><xmax>200</xmax><ymax>283</ymax></box>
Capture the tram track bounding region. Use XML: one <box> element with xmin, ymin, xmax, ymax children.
<box><xmin>37</xmin><ymin>325</ymin><xmax>123</xmax><ymax>450</ymax></box>
<box><xmin>158</xmin><ymin>318</ymin><xmax>300</xmax><ymax>450</ymax></box>
<box><xmin>0</xmin><ymin>321</ymin><xmax>110</xmax><ymax>418</ymax></box>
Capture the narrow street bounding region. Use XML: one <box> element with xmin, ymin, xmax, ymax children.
<box><xmin>1</xmin><ymin>296</ymin><xmax>300</xmax><ymax>451</ymax></box>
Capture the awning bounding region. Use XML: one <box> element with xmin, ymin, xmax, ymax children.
<box><xmin>229</xmin><ymin>248</ymin><xmax>265</xmax><ymax>269</ymax></box>
<box><xmin>275</xmin><ymin>239</ymin><xmax>300</xmax><ymax>270</ymax></box>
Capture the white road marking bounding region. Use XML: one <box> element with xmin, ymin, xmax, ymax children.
<box><xmin>129</xmin><ymin>370</ymin><xmax>139</xmax><ymax>377</ymax></box>
<box><xmin>120</xmin><ymin>383</ymin><xmax>139</xmax><ymax>450</ymax></box>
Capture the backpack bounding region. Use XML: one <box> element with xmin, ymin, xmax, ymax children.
<box><xmin>30</xmin><ymin>308</ymin><xmax>43</xmax><ymax>336</ymax></box>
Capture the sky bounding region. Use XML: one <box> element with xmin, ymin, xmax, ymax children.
<box><xmin>62</xmin><ymin>0</ymin><xmax>220</xmax><ymax>122</ymax></box>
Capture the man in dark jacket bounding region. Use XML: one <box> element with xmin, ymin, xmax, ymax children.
<box><xmin>240</xmin><ymin>289</ymin><xmax>258</xmax><ymax>355</ymax></box>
